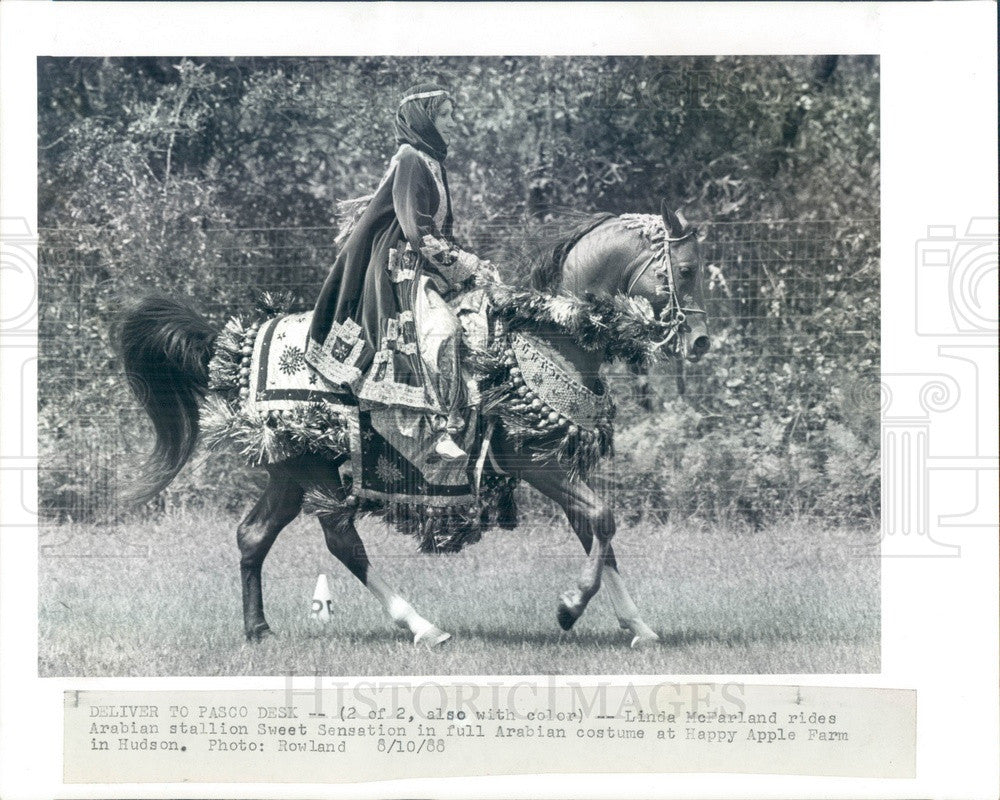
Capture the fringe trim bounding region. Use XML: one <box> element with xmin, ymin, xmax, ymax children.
<box><xmin>470</xmin><ymin>341</ymin><xmax>614</xmax><ymax>483</ymax></box>
<box><xmin>204</xmin><ymin>291</ymin><xmax>349</xmax><ymax>466</ymax></box>
<box><xmin>207</xmin><ymin>290</ymin><xmax>295</xmax><ymax>401</ymax></box>
<box><xmin>201</xmin><ymin>396</ymin><xmax>350</xmax><ymax>466</ymax></box>
<box><xmin>204</xmin><ymin>386</ymin><xmax>512</xmax><ymax>553</ymax></box>
<box><xmin>301</xmin><ymin>464</ymin><xmax>518</xmax><ymax>554</ymax></box>
<box><xmin>486</xmin><ymin>285</ymin><xmax>675</xmax><ymax>370</ymax></box>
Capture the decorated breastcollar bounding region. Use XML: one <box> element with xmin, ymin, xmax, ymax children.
<box><xmin>487</xmin><ymin>285</ymin><xmax>672</xmax><ymax>370</ymax></box>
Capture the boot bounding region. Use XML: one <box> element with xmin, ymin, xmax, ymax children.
<box><xmin>434</xmin><ymin>432</ymin><xmax>467</xmax><ymax>460</ymax></box>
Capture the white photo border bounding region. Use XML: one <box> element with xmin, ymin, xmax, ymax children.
<box><xmin>1</xmin><ymin>2</ymin><xmax>997</xmax><ymax>798</ymax></box>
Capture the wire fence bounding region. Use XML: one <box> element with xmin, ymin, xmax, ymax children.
<box><xmin>37</xmin><ymin>217</ymin><xmax>879</xmax><ymax>523</ymax></box>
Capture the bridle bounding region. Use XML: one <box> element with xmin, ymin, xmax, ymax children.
<box><xmin>620</xmin><ymin>224</ymin><xmax>702</xmax><ymax>359</ymax></box>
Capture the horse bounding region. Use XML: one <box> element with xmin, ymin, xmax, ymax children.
<box><xmin>116</xmin><ymin>201</ymin><xmax>709</xmax><ymax>648</ymax></box>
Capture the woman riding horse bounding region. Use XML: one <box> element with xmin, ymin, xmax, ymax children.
<box><xmin>118</xmin><ymin>204</ymin><xmax>708</xmax><ymax>648</ymax></box>
<box><xmin>306</xmin><ymin>83</ymin><xmax>495</xmax><ymax>469</ymax></box>
<box><xmin>116</xmin><ymin>79</ymin><xmax>710</xmax><ymax>646</ymax></box>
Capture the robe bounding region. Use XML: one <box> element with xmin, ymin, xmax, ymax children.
<box><xmin>307</xmin><ymin>143</ymin><xmax>481</xmax><ymax>417</ymax></box>
<box><xmin>306</xmin><ymin>143</ymin><xmax>487</xmax><ymax>505</ymax></box>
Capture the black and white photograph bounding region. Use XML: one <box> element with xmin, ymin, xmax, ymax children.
<box><xmin>36</xmin><ymin>54</ymin><xmax>880</xmax><ymax>676</ymax></box>
<box><xmin>1</xmin><ymin>2</ymin><xmax>997</xmax><ymax>797</ymax></box>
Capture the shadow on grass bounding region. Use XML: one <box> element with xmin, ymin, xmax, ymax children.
<box><xmin>280</xmin><ymin>623</ymin><xmax>852</xmax><ymax>651</ymax></box>
<box><xmin>442</xmin><ymin>625</ymin><xmax>869</xmax><ymax>651</ymax></box>
<box><xmin>255</xmin><ymin>624</ymin><xmax>632</xmax><ymax>649</ymax></box>
<box><xmin>452</xmin><ymin>626</ymin><xmax>628</xmax><ymax>648</ymax></box>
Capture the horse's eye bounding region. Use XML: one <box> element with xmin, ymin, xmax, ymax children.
<box><xmin>679</xmin><ymin>266</ymin><xmax>693</xmax><ymax>278</ymax></box>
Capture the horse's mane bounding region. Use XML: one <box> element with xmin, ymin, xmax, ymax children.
<box><xmin>526</xmin><ymin>212</ymin><xmax>618</xmax><ymax>291</ymax></box>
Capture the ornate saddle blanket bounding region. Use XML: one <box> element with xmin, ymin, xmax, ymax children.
<box><xmin>243</xmin><ymin>303</ymin><xmax>488</xmax><ymax>413</ymax></box>
<box><xmin>203</xmin><ymin>287</ymin><xmax>632</xmax><ymax>548</ymax></box>
<box><xmin>248</xmin><ymin>312</ymin><xmax>349</xmax><ymax>413</ymax></box>
<box><xmin>203</xmin><ymin>299</ymin><xmax>517</xmax><ymax>552</ymax></box>
<box><xmin>205</xmin><ymin>307</ymin><xmax>485</xmax><ymax>508</ymax></box>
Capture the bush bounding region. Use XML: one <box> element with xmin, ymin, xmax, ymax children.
<box><xmin>37</xmin><ymin>56</ymin><xmax>879</xmax><ymax>524</ymax></box>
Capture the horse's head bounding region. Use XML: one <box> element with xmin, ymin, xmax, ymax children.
<box><xmin>625</xmin><ymin>201</ymin><xmax>710</xmax><ymax>362</ymax></box>
<box><xmin>547</xmin><ymin>205</ymin><xmax>710</xmax><ymax>362</ymax></box>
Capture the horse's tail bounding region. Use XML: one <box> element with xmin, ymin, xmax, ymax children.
<box><xmin>113</xmin><ymin>296</ymin><xmax>217</xmax><ymax>505</ymax></box>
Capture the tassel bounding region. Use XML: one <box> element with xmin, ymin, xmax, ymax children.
<box><xmin>334</xmin><ymin>194</ymin><xmax>375</xmax><ymax>246</ymax></box>
<box><xmin>496</xmin><ymin>484</ymin><xmax>518</xmax><ymax>530</ymax></box>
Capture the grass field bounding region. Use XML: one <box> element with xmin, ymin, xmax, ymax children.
<box><xmin>38</xmin><ymin>510</ymin><xmax>879</xmax><ymax>676</ymax></box>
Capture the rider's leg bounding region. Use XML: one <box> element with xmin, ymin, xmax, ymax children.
<box><xmin>415</xmin><ymin>276</ymin><xmax>467</xmax><ymax>458</ymax></box>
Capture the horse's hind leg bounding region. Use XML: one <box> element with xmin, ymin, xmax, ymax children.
<box><xmin>238</xmin><ymin>470</ymin><xmax>303</xmax><ymax>641</ymax></box>
<box><xmin>602</xmin><ymin>547</ymin><xmax>659</xmax><ymax>648</ymax></box>
<box><xmin>319</xmin><ymin>513</ymin><xmax>451</xmax><ymax>648</ymax></box>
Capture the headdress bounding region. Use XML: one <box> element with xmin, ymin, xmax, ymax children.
<box><xmin>335</xmin><ymin>83</ymin><xmax>454</xmax><ymax>245</ymax></box>
<box><xmin>394</xmin><ymin>82</ymin><xmax>452</xmax><ymax>162</ymax></box>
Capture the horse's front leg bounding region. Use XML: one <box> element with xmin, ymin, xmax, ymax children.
<box><xmin>318</xmin><ymin>512</ymin><xmax>451</xmax><ymax>648</ymax></box>
<box><xmin>602</xmin><ymin>547</ymin><xmax>660</xmax><ymax>648</ymax></box>
<box><xmin>518</xmin><ymin>460</ymin><xmax>612</xmax><ymax>631</ymax></box>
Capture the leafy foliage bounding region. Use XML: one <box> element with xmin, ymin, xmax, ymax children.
<box><xmin>38</xmin><ymin>56</ymin><xmax>879</xmax><ymax>524</ymax></box>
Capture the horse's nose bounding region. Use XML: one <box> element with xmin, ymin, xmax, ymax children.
<box><xmin>688</xmin><ymin>334</ymin><xmax>710</xmax><ymax>362</ymax></box>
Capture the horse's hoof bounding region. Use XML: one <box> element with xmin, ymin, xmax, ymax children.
<box><xmin>630</xmin><ymin>632</ymin><xmax>660</xmax><ymax>649</ymax></box>
<box><xmin>557</xmin><ymin>601</ymin><xmax>581</xmax><ymax>632</ymax></box>
<box><xmin>246</xmin><ymin>624</ymin><xmax>274</xmax><ymax>643</ymax></box>
<box><xmin>415</xmin><ymin>626</ymin><xmax>451</xmax><ymax>649</ymax></box>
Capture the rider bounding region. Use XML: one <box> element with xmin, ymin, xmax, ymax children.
<box><xmin>307</xmin><ymin>83</ymin><xmax>495</xmax><ymax>460</ymax></box>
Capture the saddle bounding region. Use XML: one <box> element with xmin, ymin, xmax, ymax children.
<box><xmin>243</xmin><ymin>288</ymin><xmax>490</xmax><ymax>414</ymax></box>
<box><xmin>203</xmin><ymin>291</ymin><xmax>513</xmax><ymax>549</ymax></box>
<box><xmin>203</xmin><ymin>286</ymin><xmax>618</xmax><ymax>550</ymax></box>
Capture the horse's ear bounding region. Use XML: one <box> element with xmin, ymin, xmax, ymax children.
<box><xmin>660</xmin><ymin>199</ymin><xmax>685</xmax><ymax>238</ymax></box>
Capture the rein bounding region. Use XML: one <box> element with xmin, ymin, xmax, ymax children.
<box><xmin>617</xmin><ymin>218</ymin><xmax>699</xmax><ymax>360</ymax></box>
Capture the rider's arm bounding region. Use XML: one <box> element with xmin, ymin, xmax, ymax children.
<box><xmin>393</xmin><ymin>148</ymin><xmax>491</xmax><ymax>288</ymax></box>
